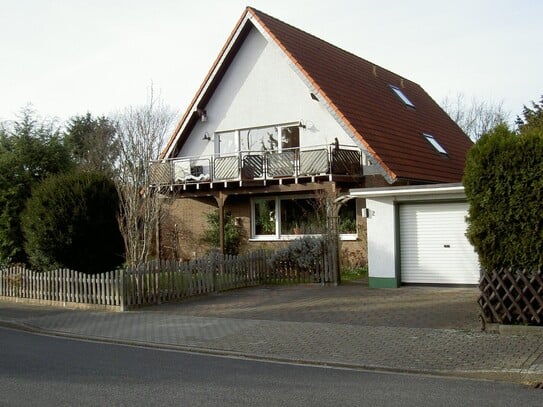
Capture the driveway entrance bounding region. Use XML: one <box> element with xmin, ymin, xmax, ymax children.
<box><xmin>151</xmin><ymin>283</ymin><xmax>481</xmax><ymax>330</ymax></box>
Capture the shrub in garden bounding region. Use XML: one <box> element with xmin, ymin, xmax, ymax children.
<box><xmin>22</xmin><ymin>171</ymin><xmax>124</xmax><ymax>273</ymax></box>
<box><xmin>463</xmin><ymin>119</ymin><xmax>543</xmax><ymax>271</ymax></box>
<box><xmin>268</xmin><ymin>236</ymin><xmax>324</xmax><ymax>276</ymax></box>
<box><xmin>202</xmin><ymin>211</ymin><xmax>243</xmax><ymax>255</ymax></box>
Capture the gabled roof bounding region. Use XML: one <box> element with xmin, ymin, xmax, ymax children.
<box><xmin>162</xmin><ymin>7</ymin><xmax>473</xmax><ymax>184</ymax></box>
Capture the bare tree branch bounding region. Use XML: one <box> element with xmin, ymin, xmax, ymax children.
<box><xmin>441</xmin><ymin>93</ymin><xmax>510</xmax><ymax>141</ymax></box>
<box><xmin>113</xmin><ymin>89</ymin><xmax>177</xmax><ymax>265</ymax></box>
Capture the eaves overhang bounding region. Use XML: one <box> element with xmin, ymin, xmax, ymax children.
<box><xmin>350</xmin><ymin>182</ymin><xmax>465</xmax><ymax>200</ymax></box>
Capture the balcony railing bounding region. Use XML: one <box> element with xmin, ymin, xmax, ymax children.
<box><xmin>150</xmin><ymin>144</ymin><xmax>376</xmax><ymax>187</ymax></box>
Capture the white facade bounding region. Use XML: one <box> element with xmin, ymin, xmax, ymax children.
<box><xmin>350</xmin><ymin>184</ymin><xmax>480</xmax><ymax>287</ymax></box>
<box><xmin>177</xmin><ymin>26</ymin><xmax>362</xmax><ymax>159</ymax></box>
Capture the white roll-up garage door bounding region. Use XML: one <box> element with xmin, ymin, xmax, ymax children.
<box><xmin>399</xmin><ymin>202</ymin><xmax>480</xmax><ymax>284</ymax></box>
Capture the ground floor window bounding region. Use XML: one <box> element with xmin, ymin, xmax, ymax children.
<box><xmin>254</xmin><ymin>198</ymin><xmax>276</xmax><ymax>236</ymax></box>
<box><xmin>338</xmin><ymin>199</ymin><xmax>357</xmax><ymax>236</ymax></box>
<box><xmin>251</xmin><ymin>196</ymin><xmax>357</xmax><ymax>240</ymax></box>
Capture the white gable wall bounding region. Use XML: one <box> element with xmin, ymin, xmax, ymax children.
<box><xmin>177</xmin><ymin>26</ymin><xmax>359</xmax><ymax>158</ymax></box>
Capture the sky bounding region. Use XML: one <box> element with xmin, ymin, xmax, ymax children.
<box><xmin>1</xmin><ymin>0</ymin><xmax>542</xmax><ymax>126</ymax></box>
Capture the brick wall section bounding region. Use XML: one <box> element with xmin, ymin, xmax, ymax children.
<box><xmin>161</xmin><ymin>197</ymin><xmax>217</xmax><ymax>260</ymax></box>
<box><xmin>161</xmin><ymin>195</ymin><xmax>369</xmax><ymax>266</ymax></box>
<box><xmin>160</xmin><ymin>196</ymin><xmax>254</xmax><ymax>260</ymax></box>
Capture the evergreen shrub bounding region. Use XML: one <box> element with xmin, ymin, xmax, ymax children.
<box><xmin>463</xmin><ymin>123</ymin><xmax>543</xmax><ymax>271</ymax></box>
<box><xmin>22</xmin><ymin>171</ymin><xmax>124</xmax><ymax>273</ymax></box>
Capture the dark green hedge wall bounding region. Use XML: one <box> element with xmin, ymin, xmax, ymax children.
<box><xmin>463</xmin><ymin>123</ymin><xmax>543</xmax><ymax>271</ymax></box>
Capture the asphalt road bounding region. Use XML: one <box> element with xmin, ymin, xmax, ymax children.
<box><xmin>0</xmin><ymin>327</ymin><xmax>540</xmax><ymax>406</ymax></box>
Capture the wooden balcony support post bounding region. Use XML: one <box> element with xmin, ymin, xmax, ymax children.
<box><xmin>213</xmin><ymin>191</ymin><xmax>228</xmax><ymax>255</ymax></box>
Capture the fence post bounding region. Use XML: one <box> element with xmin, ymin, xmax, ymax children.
<box><xmin>119</xmin><ymin>268</ymin><xmax>126</xmax><ymax>312</ymax></box>
<box><xmin>212</xmin><ymin>251</ymin><xmax>218</xmax><ymax>293</ymax></box>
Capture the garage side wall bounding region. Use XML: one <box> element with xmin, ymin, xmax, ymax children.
<box><xmin>365</xmin><ymin>197</ymin><xmax>399</xmax><ymax>288</ymax></box>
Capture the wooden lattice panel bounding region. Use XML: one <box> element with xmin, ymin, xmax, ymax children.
<box><xmin>479</xmin><ymin>269</ymin><xmax>543</xmax><ymax>325</ymax></box>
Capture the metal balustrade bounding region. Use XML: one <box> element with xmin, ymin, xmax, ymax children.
<box><xmin>150</xmin><ymin>144</ymin><xmax>372</xmax><ymax>187</ymax></box>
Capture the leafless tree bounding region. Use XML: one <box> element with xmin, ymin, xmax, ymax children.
<box><xmin>441</xmin><ymin>93</ymin><xmax>509</xmax><ymax>141</ymax></box>
<box><xmin>113</xmin><ymin>90</ymin><xmax>177</xmax><ymax>265</ymax></box>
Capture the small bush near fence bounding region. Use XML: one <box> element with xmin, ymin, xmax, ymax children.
<box><xmin>268</xmin><ymin>237</ymin><xmax>328</xmax><ymax>283</ymax></box>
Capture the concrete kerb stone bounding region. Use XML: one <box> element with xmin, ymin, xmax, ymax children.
<box><xmin>1</xmin><ymin>309</ymin><xmax>543</xmax><ymax>386</ymax></box>
<box><xmin>484</xmin><ymin>323</ymin><xmax>543</xmax><ymax>336</ymax></box>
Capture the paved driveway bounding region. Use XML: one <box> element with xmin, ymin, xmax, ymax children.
<box><xmin>150</xmin><ymin>283</ymin><xmax>481</xmax><ymax>330</ymax></box>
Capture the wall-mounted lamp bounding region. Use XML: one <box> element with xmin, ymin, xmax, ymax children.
<box><xmin>202</xmin><ymin>132</ymin><xmax>211</xmax><ymax>141</ymax></box>
<box><xmin>298</xmin><ymin>120</ymin><xmax>306</xmax><ymax>129</ymax></box>
<box><xmin>197</xmin><ymin>108</ymin><xmax>207</xmax><ymax>122</ymax></box>
<box><xmin>361</xmin><ymin>208</ymin><xmax>374</xmax><ymax>218</ymax></box>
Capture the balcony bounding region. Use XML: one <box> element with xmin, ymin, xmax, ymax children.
<box><xmin>150</xmin><ymin>144</ymin><xmax>378</xmax><ymax>190</ymax></box>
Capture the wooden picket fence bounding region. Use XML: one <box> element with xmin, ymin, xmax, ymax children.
<box><xmin>0</xmin><ymin>265</ymin><xmax>123</xmax><ymax>309</ymax></box>
<box><xmin>123</xmin><ymin>251</ymin><xmax>268</xmax><ymax>307</ymax></box>
<box><xmin>479</xmin><ymin>269</ymin><xmax>543</xmax><ymax>325</ymax></box>
<box><xmin>0</xmin><ymin>247</ymin><xmax>339</xmax><ymax>311</ymax></box>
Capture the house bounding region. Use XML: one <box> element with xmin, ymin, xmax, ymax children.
<box><xmin>152</xmin><ymin>7</ymin><xmax>473</xmax><ymax>272</ymax></box>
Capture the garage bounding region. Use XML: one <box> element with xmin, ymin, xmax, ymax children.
<box><xmin>350</xmin><ymin>183</ymin><xmax>481</xmax><ymax>288</ymax></box>
<box><xmin>399</xmin><ymin>202</ymin><xmax>480</xmax><ymax>285</ymax></box>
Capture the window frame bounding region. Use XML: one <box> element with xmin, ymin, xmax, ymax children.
<box><xmin>389</xmin><ymin>85</ymin><xmax>415</xmax><ymax>108</ymax></box>
<box><xmin>250</xmin><ymin>195</ymin><xmax>358</xmax><ymax>241</ymax></box>
<box><xmin>423</xmin><ymin>133</ymin><xmax>448</xmax><ymax>155</ymax></box>
<box><xmin>215</xmin><ymin>122</ymin><xmax>301</xmax><ymax>155</ymax></box>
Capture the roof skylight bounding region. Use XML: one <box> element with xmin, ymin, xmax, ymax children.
<box><xmin>390</xmin><ymin>85</ymin><xmax>415</xmax><ymax>108</ymax></box>
<box><xmin>423</xmin><ymin>134</ymin><xmax>448</xmax><ymax>155</ymax></box>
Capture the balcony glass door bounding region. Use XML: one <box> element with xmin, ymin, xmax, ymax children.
<box><xmin>214</xmin><ymin>131</ymin><xmax>239</xmax><ymax>180</ymax></box>
<box><xmin>240</xmin><ymin>126</ymin><xmax>278</xmax><ymax>153</ymax></box>
<box><xmin>215</xmin><ymin>131</ymin><xmax>237</xmax><ymax>155</ymax></box>
<box><xmin>281</xmin><ymin>126</ymin><xmax>299</xmax><ymax>150</ymax></box>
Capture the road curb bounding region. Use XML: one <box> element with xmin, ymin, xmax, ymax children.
<box><xmin>485</xmin><ymin>323</ymin><xmax>543</xmax><ymax>336</ymax></box>
<box><xmin>2</xmin><ymin>318</ymin><xmax>542</xmax><ymax>386</ymax></box>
